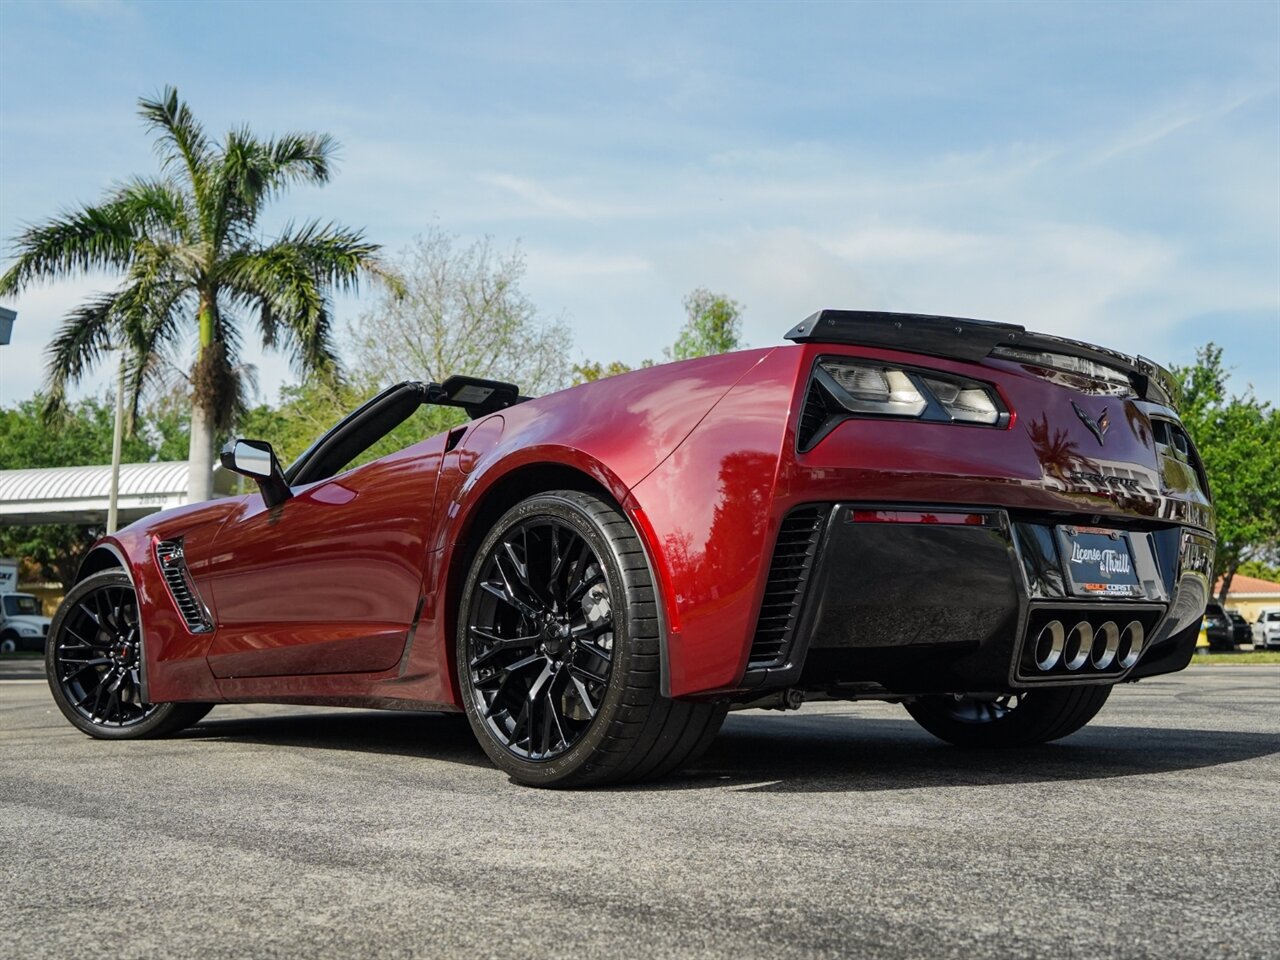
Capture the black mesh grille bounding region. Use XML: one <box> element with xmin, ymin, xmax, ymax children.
<box><xmin>796</xmin><ymin>381</ymin><xmax>832</xmax><ymax>451</ymax></box>
<box><xmin>155</xmin><ymin>539</ymin><xmax>213</xmax><ymax>633</ymax></box>
<box><xmin>748</xmin><ymin>506</ymin><xmax>829</xmax><ymax>668</ymax></box>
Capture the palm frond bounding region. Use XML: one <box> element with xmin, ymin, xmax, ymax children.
<box><xmin>137</xmin><ymin>87</ymin><xmax>211</xmax><ymax>208</ymax></box>
<box><xmin>42</xmin><ymin>292</ymin><xmax>122</xmax><ymax>419</ymax></box>
<box><xmin>0</xmin><ymin>202</ymin><xmax>140</xmax><ymax>295</ymax></box>
<box><xmin>209</xmin><ymin>129</ymin><xmax>338</xmax><ymax>248</ymax></box>
<box><xmin>108</xmin><ymin>176</ymin><xmax>194</xmax><ymax>245</ymax></box>
<box><xmin>265</xmin><ymin>131</ymin><xmax>336</xmax><ymax>186</ymax></box>
<box><xmin>276</xmin><ymin>220</ymin><xmax>398</xmax><ymax>294</ymax></box>
<box><xmin>219</xmin><ymin>237</ymin><xmax>344</xmax><ymax>374</ymax></box>
<box><xmin>116</xmin><ymin>272</ymin><xmax>192</xmax><ymax>426</ymax></box>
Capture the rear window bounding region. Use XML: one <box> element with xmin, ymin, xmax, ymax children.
<box><xmin>1266</xmin><ymin>612</ymin><xmax>1280</xmax><ymax>622</ymax></box>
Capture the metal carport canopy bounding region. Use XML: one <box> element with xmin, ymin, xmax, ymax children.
<box><xmin>0</xmin><ymin>462</ymin><xmax>237</xmax><ymax>525</ymax></box>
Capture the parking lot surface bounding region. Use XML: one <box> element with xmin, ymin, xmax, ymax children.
<box><xmin>2</xmin><ymin>663</ymin><xmax>1277</xmax><ymax>959</ymax></box>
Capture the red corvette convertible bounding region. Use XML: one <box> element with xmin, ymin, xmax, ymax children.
<box><xmin>46</xmin><ymin>311</ymin><xmax>1215</xmax><ymax>786</ymax></box>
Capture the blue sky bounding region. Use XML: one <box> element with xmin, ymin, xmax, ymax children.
<box><xmin>1</xmin><ymin>0</ymin><xmax>1277</xmax><ymax>406</ymax></box>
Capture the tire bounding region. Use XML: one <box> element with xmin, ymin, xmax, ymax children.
<box><xmin>905</xmin><ymin>685</ymin><xmax>1112</xmax><ymax>748</ymax></box>
<box><xmin>46</xmin><ymin>570</ymin><xmax>213</xmax><ymax>740</ymax></box>
<box><xmin>456</xmin><ymin>490</ymin><xmax>726</xmax><ymax>788</ymax></box>
<box><xmin>0</xmin><ymin>634</ymin><xmax>16</xmax><ymax>654</ymax></box>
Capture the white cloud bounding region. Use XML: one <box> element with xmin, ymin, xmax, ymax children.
<box><xmin>1090</xmin><ymin>89</ymin><xmax>1260</xmax><ymax>165</ymax></box>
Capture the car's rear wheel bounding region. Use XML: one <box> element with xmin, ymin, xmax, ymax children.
<box><xmin>457</xmin><ymin>490</ymin><xmax>726</xmax><ymax>787</ymax></box>
<box><xmin>46</xmin><ymin>570</ymin><xmax>212</xmax><ymax>739</ymax></box>
<box><xmin>905</xmin><ymin>685</ymin><xmax>1111</xmax><ymax>748</ymax></box>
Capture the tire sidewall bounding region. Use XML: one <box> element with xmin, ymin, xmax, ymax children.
<box><xmin>45</xmin><ymin>569</ymin><xmax>185</xmax><ymax>740</ymax></box>
<box><xmin>456</xmin><ymin>491</ymin><xmax>645</xmax><ymax>786</ymax></box>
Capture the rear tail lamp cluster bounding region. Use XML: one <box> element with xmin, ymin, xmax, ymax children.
<box><xmin>799</xmin><ymin>358</ymin><xmax>1008</xmax><ymax>451</ymax></box>
<box><xmin>990</xmin><ymin>344</ymin><xmax>1133</xmax><ymax>391</ymax></box>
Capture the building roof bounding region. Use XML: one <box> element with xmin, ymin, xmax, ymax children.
<box><xmin>1216</xmin><ymin>573</ymin><xmax>1280</xmax><ymax>597</ymax></box>
<box><xmin>0</xmin><ymin>462</ymin><xmax>236</xmax><ymax>525</ymax></box>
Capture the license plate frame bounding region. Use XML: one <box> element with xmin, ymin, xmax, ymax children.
<box><xmin>1056</xmin><ymin>525</ymin><xmax>1144</xmax><ymax>599</ymax></box>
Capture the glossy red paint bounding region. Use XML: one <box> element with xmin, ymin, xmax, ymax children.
<box><xmin>628</xmin><ymin>348</ymin><xmax>800</xmax><ymax>695</ymax></box>
<box><xmin>92</xmin><ymin>335</ymin><xmax>1212</xmax><ymax>711</ymax></box>
<box><xmin>204</xmin><ymin>436</ymin><xmax>445</xmax><ymax>681</ymax></box>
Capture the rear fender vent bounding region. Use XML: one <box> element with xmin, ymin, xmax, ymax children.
<box><xmin>796</xmin><ymin>380</ymin><xmax>837</xmax><ymax>452</ymax></box>
<box><xmin>748</xmin><ymin>506</ymin><xmax>830</xmax><ymax>668</ymax></box>
<box><xmin>154</xmin><ymin>539</ymin><xmax>214</xmax><ymax>634</ymax></box>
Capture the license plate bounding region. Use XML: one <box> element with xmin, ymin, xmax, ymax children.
<box><xmin>1057</xmin><ymin>526</ymin><xmax>1143</xmax><ymax>598</ymax></box>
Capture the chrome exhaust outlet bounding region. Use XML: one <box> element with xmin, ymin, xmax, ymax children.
<box><xmin>1063</xmin><ymin>621</ymin><xmax>1094</xmax><ymax>671</ymax></box>
<box><xmin>1091</xmin><ymin>621</ymin><xmax>1120</xmax><ymax>670</ymax></box>
<box><xmin>1117</xmin><ymin>621</ymin><xmax>1146</xmax><ymax>669</ymax></box>
<box><xmin>1033</xmin><ymin>620</ymin><xmax>1065</xmax><ymax>671</ymax></box>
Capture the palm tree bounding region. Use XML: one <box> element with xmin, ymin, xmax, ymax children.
<box><xmin>0</xmin><ymin>87</ymin><xmax>395</xmax><ymax>501</ymax></box>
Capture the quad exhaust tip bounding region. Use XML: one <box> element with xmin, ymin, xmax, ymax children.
<box><xmin>1033</xmin><ymin>620</ymin><xmax>1065</xmax><ymax>670</ymax></box>
<box><xmin>1033</xmin><ymin>618</ymin><xmax>1145</xmax><ymax>672</ymax></box>
<box><xmin>1118</xmin><ymin>620</ymin><xmax>1145</xmax><ymax>669</ymax></box>
<box><xmin>1092</xmin><ymin>621</ymin><xmax>1120</xmax><ymax>670</ymax></box>
<box><xmin>1063</xmin><ymin>622</ymin><xmax>1094</xmax><ymax>671</ymax></box>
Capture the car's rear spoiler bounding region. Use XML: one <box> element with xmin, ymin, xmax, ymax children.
<box><xmin>784</xmin><ymin>310</ymin><xmax>1180</xmax><ymax>408</ymax></box>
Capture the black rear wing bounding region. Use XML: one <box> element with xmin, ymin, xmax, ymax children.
<box><xmin>784</xmin><ymin>310</ymin><xmax>1180</xmax><ymax>409</ymax></box>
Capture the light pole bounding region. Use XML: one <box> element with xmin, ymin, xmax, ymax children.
<box><xmin>0</xmin><ymin>306</ymin><xmax>15</xmax><ymax>345</ymax></box>
<box><xmin>106</xmin><ymin>347</ymin><xmax>126</xmax><ymax>534</ymax></box>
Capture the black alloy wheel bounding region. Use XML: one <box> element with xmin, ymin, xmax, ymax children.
<box><xmin>466</xmin><ymin>512</ymin><xmax>615</xmax><ymax>760</ymax></box>
<box><xmin>458</xmin><ymin>490</ymin><xmax>727</xmax><ymax>788</ymax></box>
<box><xmin>52</xmin><ymin>577</ymin><xmax>153</xmax><ymax>727</ymax></box>
<box><xmin>46</xmin><ymin>570</ymin><xmax>212</xmax><ymax>739</ymax></box>
<box><xmin>905</xmin><ymin>686</ymin><xmax>1112</xmax><ymax>748</ymax></box>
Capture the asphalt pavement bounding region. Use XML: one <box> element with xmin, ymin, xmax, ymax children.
<box><xmin>2</xmin><ymin>663</ymin><xmax>1277</xmax><ymax>959</ymax></box>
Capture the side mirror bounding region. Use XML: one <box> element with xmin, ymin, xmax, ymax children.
<box><xmin>219</xmin><ymin>439</ymin><xmax>292</xmax><ymax>509</ymax></box>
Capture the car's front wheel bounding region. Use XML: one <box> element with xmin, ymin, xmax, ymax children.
<box><xmin>905</xmin><ymin>685</ymin><xmax>1111</xmax><ymax>748</ymax></box>
<box><xmin>46</xmin><ymin>570</ymin><xmax>212</xmax><ymax>739</ymax></box>
<box><xmin>457</xmin><ymin>490</ymin><xmax>726</xmax><ymax>788</ymax></box>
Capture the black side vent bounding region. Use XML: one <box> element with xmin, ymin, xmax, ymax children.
<box><xmin>155</xmin><ymin>539</ymin><xmax>213</xmax><ymax>634</ymax></box>
<box><xmin>748</xmin><ymin>506</ymin><xmax>829</xmax><ymax>668</ymax></box>
<box><xmin>796</xmin><ymin>380</ymin><xmax>835</xmax><ymax>452</ymax></box>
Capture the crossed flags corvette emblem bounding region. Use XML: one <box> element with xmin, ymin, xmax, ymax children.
<box><xmin>1072</xmin><ymin>401</ymin><xmax>1110</xmax><ymax>446</ymax></box>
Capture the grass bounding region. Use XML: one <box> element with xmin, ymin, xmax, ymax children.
<box><xmin>0</xmin><ymin>651</ymin><xmax>43</xmax><ymax>660</ymax></box>
<box><xmin>1192</xmin><ymin>649</ymin><xmax>1280</xmax><ymax>665</ymax></box>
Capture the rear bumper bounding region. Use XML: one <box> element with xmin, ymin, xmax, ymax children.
<box><xmin>742</xmin><ymin>503</ymin><xmax>1214</xmax><ymax>696</ymax></box>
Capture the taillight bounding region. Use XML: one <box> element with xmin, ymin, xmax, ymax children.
<box><xmin>990</xmin><ymin>344</ymin><xmax>1134</xmax><ymax>392</ymax></box>
<box><xmin>799</xmin><ymin>357</ymin><xmax>1009</xmax><ymax>451</ymax></box>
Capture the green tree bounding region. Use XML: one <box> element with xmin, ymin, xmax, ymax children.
<box><xmin>351</xmin><ymin>229</ymin><xmax>569</xmax><ymax>396</ymax></box>
<box><xmin>1173</xmin><ymin>344</ymin><xmax>1280</xmax><ymax>601</ymax></box>
<box><xmin>572</xmin><ymin>288</ymin><xmax>744</xmax><ymax>384</ymax></box>
<box><xmin>0</xmin><ymin>86</ymin><xmax>394</xmax><ymax>503</ymax></box>
<box><xmin>666</xmin><ymin>289</ymin><xmax>744</xmax><ymax>361</ymax></box>
<box><xmin>571</xmin><ymin>359</ymin><xmax>640</xmax><ymax>384</ymax></box>
<box><xmin>1237</xmin><ymin>557</ymin><xmax>1280</xmax><ymax>584</ymax></box>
